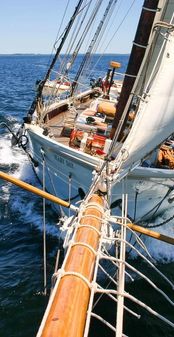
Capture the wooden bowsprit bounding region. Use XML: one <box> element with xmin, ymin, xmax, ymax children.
<box><xmin>36</xmin><ymin>194</ymin><xmax>106</xmax><ymax>337</ymax></box>
<box><xmin>1</xmin><ymin>171</ymin><xmax>174</xmax><ymax>336</ymax></box>
<box><xmin>36</xmin><ymin>192</ymin><xmax>174</xmax><ymax>337</ymax></box>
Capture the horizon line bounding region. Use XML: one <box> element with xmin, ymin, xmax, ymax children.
<box><xmin>0</xmin><ymin>52</ymin><xmax>130</xmax><ymax>56</ymax></box>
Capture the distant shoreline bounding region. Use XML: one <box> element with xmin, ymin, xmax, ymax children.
<box><xmin>0</xmin><ymin>53</ymin><xmax>130</xmax><ymax>56</ymax></box>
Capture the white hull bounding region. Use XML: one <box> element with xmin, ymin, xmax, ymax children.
<box><xmin>26</xmin><ymin>124</ymin><xmax>174</xmax><ymax>221</ymax></box>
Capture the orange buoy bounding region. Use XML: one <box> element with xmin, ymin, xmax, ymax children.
<box><xmin>37</xmin><ymin>194</ymin><xmax>104</xmax><ymax>337</ymax></box>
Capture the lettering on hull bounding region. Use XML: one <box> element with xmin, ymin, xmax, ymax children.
<box><xmin>54</xmin><ymin>154</ymin><xmax>74</xmax><ymax>168</ymax></box>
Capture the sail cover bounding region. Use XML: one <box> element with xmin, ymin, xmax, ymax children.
<box><xmin>117</xmin><ymin>29</ymin><xmax>174</xmax><ymax>172</ymax></box>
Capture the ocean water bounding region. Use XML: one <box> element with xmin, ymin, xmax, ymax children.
<box><xmin>0</xmin><ymin>54</ymin><xmax>174</xmax><ymax>336</ymax></box>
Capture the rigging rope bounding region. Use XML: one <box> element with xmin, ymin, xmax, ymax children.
<box><xmin>43</xmin><ymin>159</ymin><xmax>66</xmax><ymax>218</ymax></box>
<box><xmin>59</xmin><ymin>0</ymin><xmax>93</xmax><ymax>74</ymax></box>
<box><xmin>53</xmin><ymin>0</ymin><xmax>71</xmax><ymax>51</ymax></box>
<box><xmin>44</xmin><ymin>0</ymin><xmax>71</xmax><ymax>78</ymax></box>
<box><xmin>71</xmin><ymin>0</ymin><xmax>118</xmax><ymax>95</ymax></box>
<box><xmin>58</xmin><ymin>1</ymin><xmax>86</xmax><ymax>75</ymax></box>
<box><xmin>137</xmin><ymin>186</ymin><xmax>174</xmax><ymax>226</ymax></box>
<box><xmin>85</xmin><ymin>0</ymin><xmax>119</xmax><ymax>72</ymax></box>
<box><xmin>145</xmin><ymin>213</ymin><xmax>174</xmax><ymax>229</ymax></box>
<box><xmin>61</xmin><ymin>0</ymin><xmax>100</xmax><ymax>78</ymax></box>
<box><xmin>81</xmin><ymin>0</ymin><xmax>118</xmax><ymax>80</ymax></box>
<box><xmin>28</xmin><ymin>0</ymin><xmax>84</xmax><ymax>116</ymax></box>
<box><xmin>88</xmin><ymin>0</ymin><xmax>136</xmax><ymax>78</ymax></box>
<box><xmin>41</xmin><ymin>149</ymin><xmax>47</xmax><ymax>296</ymax></box>
<box><xmin>41</xmin><ymin>0</ymin><xmax>96</xmax><ymax>102</ymax></box>
<box><xmin>68</xmin><ymin>174</ymin><xmax>72</xmax><ymax>217</ymax></box>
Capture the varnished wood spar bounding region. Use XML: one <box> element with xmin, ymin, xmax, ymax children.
<box><xmin>127</xmin><ymin>223</ymin><xmax>174</xmax><ymax>245</ymax></box>
<box><xmin>38</xmin><ymin>194</ymin><xmax>104</xmax><ymax>337</ymax></box>
<box><xmin>0</xmin><ymin>170</ymin><xmax>73</xmax><ymax>209</ymax></box>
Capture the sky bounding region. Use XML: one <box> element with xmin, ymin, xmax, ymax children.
<box><xmin>1</xmin><ymin>0</ymin><xmax>144</xmax><ymax>54</ymax></box>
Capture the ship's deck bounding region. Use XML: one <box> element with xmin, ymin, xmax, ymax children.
<box><xmin>45</xmin><ymin>97</ymin><xmax>97</xmax><ymax>145</ymax></box>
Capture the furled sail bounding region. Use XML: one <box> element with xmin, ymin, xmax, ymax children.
<box><xmin>116</xmin><ymin>25</ymin><xmax>174</xmax><ymax>172</ymax></box>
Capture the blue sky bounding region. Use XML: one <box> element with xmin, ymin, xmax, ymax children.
<box><xmin>1</xmin><ymin>0</ymin><xmax>144</xmax><ymax>54</ymax></box>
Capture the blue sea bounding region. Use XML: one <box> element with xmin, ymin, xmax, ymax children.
<box><xmin>0</xmin><ymin>54</ymin><xmax>174</xmax><ymax>336</ymax></box>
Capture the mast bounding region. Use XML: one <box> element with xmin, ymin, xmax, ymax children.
<box><xmin>110</xmin><ymin>0</ymin><xmax>159</xmax><ymax>140</ymax></box>
<box><xmin>28</xmin><ymin>0</ymin><xmax>84</xmax><ymax>116</ymax></box>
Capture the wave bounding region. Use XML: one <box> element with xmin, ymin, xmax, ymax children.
<box><xmin>143</xmin><ymin>213</ymin><xmax>174</xmax><ymax>262</ymax></box>
<box><xmin>0</xmin><ymin>130</ymin><xmax>59</xmax><ymax>237</ymax></box>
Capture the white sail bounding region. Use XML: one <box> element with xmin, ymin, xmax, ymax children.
<box><xmin>118</xmin><ymin>27</ymin><xmax>174</xmax><ymax>172</ymax></box>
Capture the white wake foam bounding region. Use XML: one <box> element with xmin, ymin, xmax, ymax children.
<box><xmin>129</xmin><ymin>210</ymin><xmax>174</xmax><ymax>263</ymax></box>
<box><xmin>143</xmin><ymin>212</ymin><xmax>174</xmax><ymax>262</ymax></box>
<box><xmin>0</xmin><ymin>132</ymin><xmax>59</xmax><ymax>236</ymax></box>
